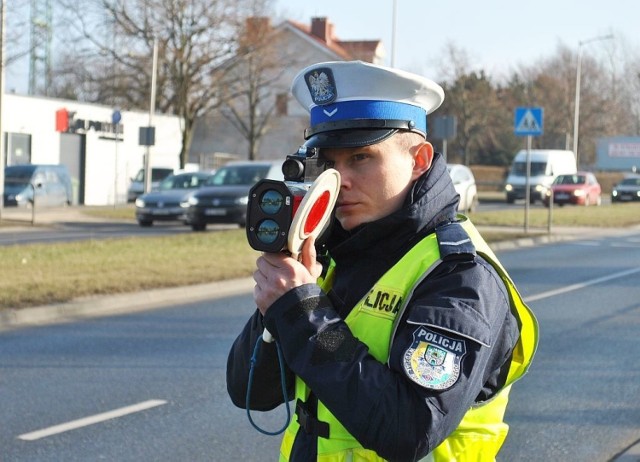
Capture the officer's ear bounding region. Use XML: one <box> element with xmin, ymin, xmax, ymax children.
<box><xmin>411</xmin><ymin>142</ymin><xmax>434</xmax><ymax>180</ymax></box>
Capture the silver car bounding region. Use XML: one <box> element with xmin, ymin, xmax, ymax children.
<box><xmin>447</xmin><ymin>164</ymin><xmax>479</xmax><ymax>213</ymax></box>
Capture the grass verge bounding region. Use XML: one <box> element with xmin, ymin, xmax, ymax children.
<box><xmin>0</xmin><ymin>230</ymin><xmax>259</xmax><ymax>309</ymax></box>
<box><xmin>469</xmin><ymin>201</ymin><xmax>640</xmax><ymax>228</ymax></box>
<box><xmin>1</xmin><ymin>201</ymin><xmax>639</xmax><ymax>310</ymax></box>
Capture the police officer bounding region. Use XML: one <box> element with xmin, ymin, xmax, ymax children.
<box><xmin>227</xmin><ymin>60</ymin><xmax>538</xmax><ymax>461</ymax></box>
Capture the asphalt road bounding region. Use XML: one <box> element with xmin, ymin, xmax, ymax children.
<box><xmin>0</xmin><ymin>218</ymin><xmax>239</xmax><ymax>246</ymax></box>
<box><xmin>496</xmin><ymin>230</ymin><xmax>640</xmax><ymax>461</ymax></box>
<box><xmin>1</xmin><ymin>228</ymin><xmax>639</xmax><ymax>461</ymax></box>
<box><xmin>0</xmin><ymin>198</ymin><xmax>528</xmax><ymax>246</ymax></box>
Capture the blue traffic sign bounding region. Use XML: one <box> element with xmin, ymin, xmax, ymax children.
<box><xmin>112</xmin><ymin>109</ymin><xmax>122</xmax><ymax>125</ymax></box>
<box><xmin>514</xmin><ymin>107</ymin><xmax>543</xmax><ymax>136</ymax></box>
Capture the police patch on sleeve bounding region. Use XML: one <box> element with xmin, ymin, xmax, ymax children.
<box><xmin>403</xmin><ymin>326</ymin><xmax>467</xmax><ymax>390</ymax></box>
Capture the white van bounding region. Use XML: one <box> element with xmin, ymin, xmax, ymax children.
<box><xmin>504</xmin><ymin>149</ymin><xmax>577</xmax><ymax>203</ymax></box>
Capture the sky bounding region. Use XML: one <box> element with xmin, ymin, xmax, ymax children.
<box><xmin>4</xmin><ymin>0</ymin><xmax>637</xmax><ymax>94</ymax></box>
<box><xmin>274</xmin><ymin>0</ymin><xmax>637</xmax><ymax>82</ymax></box>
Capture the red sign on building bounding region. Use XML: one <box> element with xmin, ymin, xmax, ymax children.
<box><xmin>55</xmin><ymin>108</ymin><xmax>69</xmax><ymax>132</ymax></box>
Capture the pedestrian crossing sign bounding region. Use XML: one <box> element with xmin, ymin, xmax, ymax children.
<box><xmin>514</xmin><ymin>107</ymin><xmax>543</xmax><ymax>136</ymax></box>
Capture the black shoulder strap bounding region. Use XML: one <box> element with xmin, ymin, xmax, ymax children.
<box><xmin>434</xmin><ymin>221</ymin><xmax>476</xmax><ymax>259</ymax></box>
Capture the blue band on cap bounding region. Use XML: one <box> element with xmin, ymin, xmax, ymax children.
<box><xmin>310</xmin><ymin>100</ymin><xmax>427</xmax><ymax>133</ymax></box>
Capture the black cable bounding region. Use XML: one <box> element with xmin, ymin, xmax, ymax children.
<box><xmin>246</xmin><ymin>336</ymin><xmax>291</xmax><ymax>435</ymax></box>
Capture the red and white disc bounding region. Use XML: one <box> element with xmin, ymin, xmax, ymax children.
<box><xmin>288</xmin><ymin>168</ymin><xmax>341</xmax><ymax>257</ymax></box>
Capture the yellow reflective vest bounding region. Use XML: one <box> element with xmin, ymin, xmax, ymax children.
<box><xmin>279</xmin><ymin>217</ymin><xmax>539</xmax><ymax>462</ymax></box>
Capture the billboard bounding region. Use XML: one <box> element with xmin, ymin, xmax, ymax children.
<box><xmin>596</xmin><ymin>137</ymin><xmax>640</xmax><ymax>171</ymax></box>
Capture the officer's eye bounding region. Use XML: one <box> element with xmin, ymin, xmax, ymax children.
<box><xmin>319</xmin><ymin>159</ymin><xmax>335</xmax><ymax>169</ymax></box>
<box><xmin>351</xmin><ymin>153</ymin><xmax>370</xmax><ymax>162</ymax></box>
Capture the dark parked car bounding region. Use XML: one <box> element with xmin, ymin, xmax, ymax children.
<box><xmin>3</xmin><ymin>164</ymin><xmax>73</xmax><ymax>207</ymax></box>
<box><xmin>134</xmin><ymin>171</ymin><xmax>213</xmax><ymax>226</ymax></box>
<box><xmin>611</xmin><ymin>175</ymin><xmax>640</xmax><ymax>202</ymax></box>
<box><xmin>543</xmin><ymin>172</ymin><xmax>602</xmax><ymax>207</ymax></box>
<box><xmin>184</xmin><ymin>161</ymin><xmax>283</xmax><ymax>231</ymax></box>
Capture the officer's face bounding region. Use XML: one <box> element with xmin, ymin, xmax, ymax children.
<box><xmin>322</xmin><ymin>133</ymin><xmax>433</xmax><ymax>231</ymax></box>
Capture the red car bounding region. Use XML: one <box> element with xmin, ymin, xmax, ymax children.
<box><xmin>544</xmin><ymin>172</ymin><xmax>602</xmax><ymax>207</ymax></box>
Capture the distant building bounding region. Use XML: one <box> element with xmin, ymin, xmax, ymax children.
<box><xmin>189</xmin><ymin>16</ymin><xmax>385</xmax><ymax>164</ymax></box>
<box><xmin>596</xmin><ymin>137</ymin><xmax>640</xmax><ymax>172</ymax></box>
<box><xmin>2</xmin><ymin>94</ymin><xmax>182</xmax><ymax>205</ymax></box>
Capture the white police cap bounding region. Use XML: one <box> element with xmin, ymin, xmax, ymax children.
<box><xmin>291</xmin><ymin>60</ymin><xmax>444</xmax><ymax>148</ymax></box>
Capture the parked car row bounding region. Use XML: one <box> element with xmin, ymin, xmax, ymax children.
<box><xmin>134</xmin><ymin>171</ymin><xmax>214</xmax><ymax>226</ymax></box>
<box><xmin>132</xmin><ymin>161</ymin><xmax>640</xmax><ymax>232</ymax></box>
<box><xmin>183</xmin><ymin>161</ymin><xmax>283</xmax><ymax>231</ymax></box>
<box><xmin>133</xmin><ymin>161</ymin><xmax>283</xmax><ymax>230</ymax></box>
<box><xmin>133</xmin><ymin>161</ymin><xmax>482</xmax><ymax>230</ymax></box>
<box><xmin>542</xmin><ymin>172</ymin><xmax>640</xmax><ymax>207</ymax></box>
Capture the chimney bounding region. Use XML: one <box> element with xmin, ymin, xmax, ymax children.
<box><xmin>311</xmin><ymin>17</ymin><xmax>332</xmax><ymax>44</ymax></box>
<box><xmin>244</xmin><ymin>16</ymin><xmax>271</xmax><ymax>44</ymax></box>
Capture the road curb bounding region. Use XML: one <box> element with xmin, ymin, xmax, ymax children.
<box><xmin>0</xmin><ymin>277</ymin><xmax>255</xmax><ymax>331</ymax></box>
<box><xmin>489</xmin><ymin>232</ymin><xmax>579</xmax><ymax>251</ymax></box>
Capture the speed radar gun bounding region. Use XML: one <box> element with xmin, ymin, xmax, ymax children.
<box><xmin>246</xmin><ymin>146</ymin><xmax>340</xmax><ymax>258</ymax></box>
<box><xmin>246</xmin><ymin>147</ymin><xmax>340</xmax><ymax>344</ymax></box>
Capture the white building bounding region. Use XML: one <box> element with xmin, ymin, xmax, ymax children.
<box><xmin>3</xmin><ymin>94</ymin><xmax>182</xmax><ymax>205</ymax></box>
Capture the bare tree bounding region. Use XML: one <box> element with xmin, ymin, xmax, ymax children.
<box><xmin>436</xmin><ymin>43</ymin><xmax>504</xmax><ymax>165</ymax></box>
<box><xmin>219</xmin><ymin>16</ymin><xmax>301</xmax><ymax>160</ymax></box>
<box><xmin>52</xmin><ymin>0</ymin><xmax>272</xmax><ymax>168</ymax></box>
<box><xmin>3</xmin><ymin>0</ymin><xmax>43</xmax><ymax>84</ymax></box>
<box><xmin>623</xmin><ymin>52</ymin><xmax>640</xmax><ymax>135</ymax></box>
<box><xmin>433</xmin><ymin>38</ymin><xmax>640</xmax><ymax>167</ymax></box>
<box><xmin>515</xmin><ymin>42</ymin><xmax>634</xmax><ymax>166</ymax></box>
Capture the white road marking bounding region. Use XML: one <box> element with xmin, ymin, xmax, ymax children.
<box><xmin>17</xmin><ymin>399</ymin><xmax>167</xmax><ymax>441</ymax></box>
<box><xmin>572</xmin><ymin>241</ymin><xmax>640</xmax><ymax>249</ymax></box>
<box><xmin>524</xmin><ymin>267</ymin><xmax>640</xmax><ymax>303</ymax></box>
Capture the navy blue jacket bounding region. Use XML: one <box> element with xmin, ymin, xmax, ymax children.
<box><xmin>226</xmin><ymin>152</ymin><xmax>519</xmax><ymax>461</ymax></box>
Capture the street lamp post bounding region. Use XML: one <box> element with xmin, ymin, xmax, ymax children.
<box><xmin>0</xmin><ymin>0</ymin><xmax>6</xmax><ymax>221</ymax></box>
<box><xmin>390</xmin><ymin>0</ymin><xmax>397</xmax><ymax>67</ymax></box>
<box><xmin>143</xmin><ymin>38</ymin><xmax>158</xmax><ymax>195</ymax></box>
<box><xmin>572</xmin><ymin>34</ymin><xmax>613</xmax><ymax>167</ymax></box>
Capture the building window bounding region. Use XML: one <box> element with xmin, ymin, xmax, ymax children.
<box><xmin>6</xmin><ymin>133</ymin><xmax>32</xmax><ymax>165</ymax></box>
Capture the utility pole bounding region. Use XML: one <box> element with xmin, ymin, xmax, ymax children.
<box><xmin>0</xmin><ymin>0</ymin><xmax>6</xmax><ymax>220</ymax></box>
<box><xmin>143</xmin><ymin>38</ymin><xmax>158</xmax><ymax>194</ymax></box>
<box><xmin>572</xmin><ymin>34</ymin><xmax>613</xmax><ymax>167</ymax></box>
<box><xmin>28</xmin><ymin>0</ymin><xmax>52</xmax><ymax>95</ymax></box>
<box><xmin>390</xmin><ymin>0</ymin><xmax>397</xmax><ymax>67</ymax></box>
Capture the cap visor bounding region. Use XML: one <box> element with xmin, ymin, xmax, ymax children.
<box><xmin>303</xmin><ymin>129</ymin><xmax>398</xmax><ymax>149</ymax></box>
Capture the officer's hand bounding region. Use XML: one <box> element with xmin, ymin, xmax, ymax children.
<box><xmin>253</xmin><ymin>236</ymin><xmax>322</xmax><ymax>315</ymax></box>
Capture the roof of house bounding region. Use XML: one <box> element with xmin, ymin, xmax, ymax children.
<box><xmin>284</xmin><ymin>17</ymin><xmax>384</xmax><ymax>64</ymax></box>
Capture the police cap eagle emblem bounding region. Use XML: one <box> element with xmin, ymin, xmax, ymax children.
<box><xmin>304</xmin><ymin>67</ymin><xmax>337</xmax><ymax>105</ymax></box>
